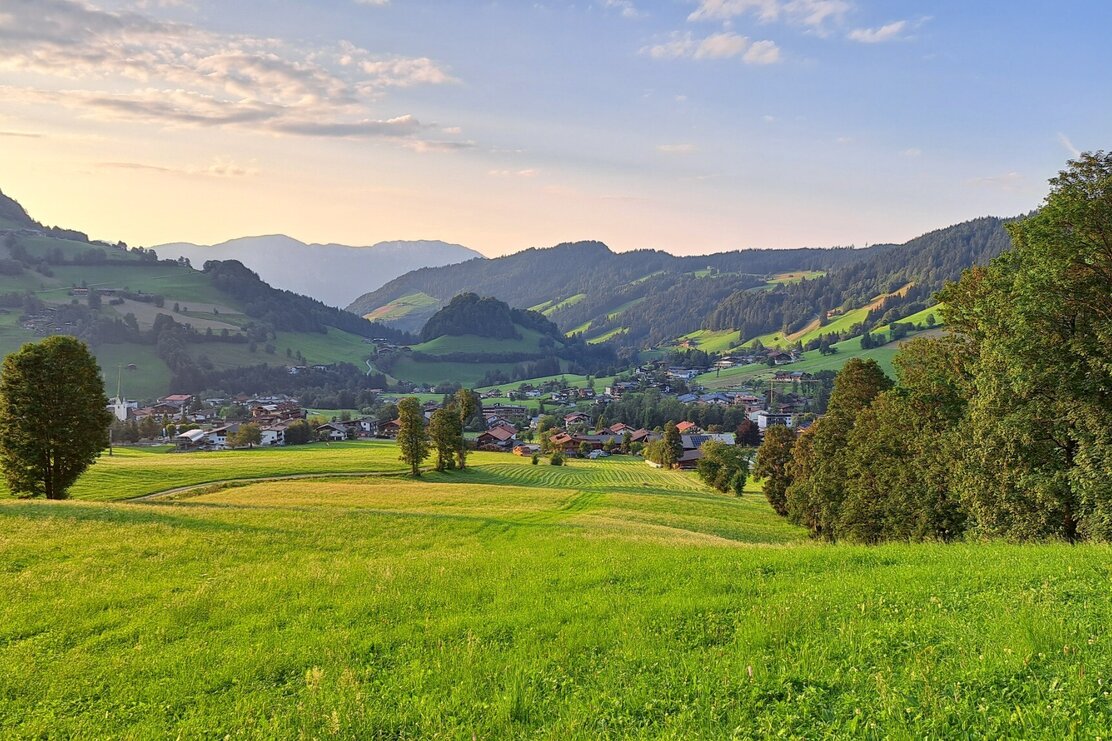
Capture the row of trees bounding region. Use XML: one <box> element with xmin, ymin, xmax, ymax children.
<box><xmin>395</xmin><ymin>389</ymin><xmax>480</xmax><ymax>475</ymax></box>
<box><xmin>755</xmin><ymin>153</ymin><xmax>1112</xmax><ymax>543</ymax></box>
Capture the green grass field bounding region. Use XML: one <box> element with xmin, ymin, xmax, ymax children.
<box><xmin>2</xmin><ymin>450</ymin><xmax>1111</xmax><ymax>737</ymax></box>
<box><xmin>0</xmin><ymin>441</ymin><xmax>410</xmax><ymax>501</ymax></box>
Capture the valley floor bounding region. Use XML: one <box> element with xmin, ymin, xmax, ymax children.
<box><xmin>1</xmin><ymin>449</ymin><xmax>1111</xmax><ymax>737</ymax></box>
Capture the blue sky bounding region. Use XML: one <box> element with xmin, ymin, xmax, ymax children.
<box><xmin>0</xmin><ymin>0</ymin><xmax>1108</xmax><ymax>255</ymax></box>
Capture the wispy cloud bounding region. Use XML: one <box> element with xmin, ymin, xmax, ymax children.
<box><xmin>0</xmin><ymin>0</ymin><xmax>460</xmax><ymax>148</ymax></box>
<box><xmin>687</xmin><ymin>0</ymin><xmax>851</xmax><ymax>34</ymax></box>
<box><xmin>657</xmin><ymin>143</ymin><xmax>697</xmax><ymax>154</ymax></box>
<box><xmin>600</xmin><ymin>0</ymin><xmax>643</xmax><ymax>19</ymax></box>
<box><xmin>1057</xmin><ymin>132</ymin><xmax>1081</xmax><ymax>157</ymax></box>
<box><xmin>643</xmin><ymin>31</ymin><xmax>781</xmax><ymax>64</ymax></box>
<box><xmin>96</xmin><ymin>157</ymin><xmax>258</xmax><ymax>177</ymax></box>
<box><xmin>847</xmin><ymin>20</ymin><xmax>907</xmax><ymax>43</ymax></box>
<box><xmin>488</xmin><ymin>168</ymin><xmax>539</xmax><ymax>177</ymax></box>
<box><xmin>969</xmin><ymin>171</ymin><xmax>1025</xmax><ymax>192</ymax></box>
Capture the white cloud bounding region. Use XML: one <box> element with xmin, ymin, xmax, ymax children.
<box><xmin>354</xmin><ymin>0</ymin><xmax>389</xmax><ymax>5</ymax></box>
<box><xmin>744</xmin><ymin>39</ymin><xmax>781</xmax><ymax>63</ymax></box>
<box><xmin>0</xmin><ymin>0</ymin><xmax>459</xmax><ymax>148</ymax></box>
<box><xmin>657</xmin><ymin>143</ymin><xmax>697</xmax><ymax>154</ymax></box>
<box><xmin>900</xmin><ymin>147</ymin><xmax>922</xmax><ymax>158</ymax></box>
<box><xmin>848</xmin><ymin>20</ymin><xmax>908</xmax><ymax>43</ymax></box>
<box><xmin>643</xmin><ymin>31</ymin><xmax>781</xmax><ymax>63</ymax></box>
<box><xmin>687</xmin><ymin>0</ymin><xmax>850</xmax><ymax>32</ymax></box>
<box><xmin>694</xmin><ymin>32</ymin><xmax>749</xmax><ymax>59</ymax></box>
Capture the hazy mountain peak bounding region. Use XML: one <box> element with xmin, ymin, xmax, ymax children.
<box><xmin>154</xmin><ymin>235</ymin><xmax>482</xmax><ymax>307</ymax></box>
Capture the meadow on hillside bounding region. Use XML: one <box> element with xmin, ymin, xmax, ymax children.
<box><xmin>2</xmin><ymin>452</ymin><xmax>1111</xmax><ymax>737</ymax></box>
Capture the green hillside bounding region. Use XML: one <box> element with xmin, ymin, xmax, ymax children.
<box><xmin>0</xmin><ymin>190</ymin><xmax>404</xmax><ymax>399</ymax></box>
<box><xmin>411</xmin><ymin>325</ymin><xmax>560</xmax><ymax>356</ymax></box>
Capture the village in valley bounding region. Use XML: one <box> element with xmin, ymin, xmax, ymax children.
<box><xmin>109</xmin><ymin>349</ymin><xmax>818</xmax><ymax>474</ymax></box>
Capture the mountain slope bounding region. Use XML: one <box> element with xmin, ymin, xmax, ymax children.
<box><xmin>348</xmin><ymin>241</ymin><xmax>865</xmax><ymax>344</ymax></box>
<box><xmin>350</xmin><ymin>217</ymin><xmax>1012</xmax><ymax>350</ymax></box>
<box><xmin>156</xmin><ymin>236</ymin><xmax>483</xmax><ymax>307</ymax></box>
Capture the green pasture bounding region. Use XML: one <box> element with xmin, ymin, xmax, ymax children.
<box><xmin>1</xmin><ymin>453</ymin><xmax>1110</xmax><ymax>737</ymax></box>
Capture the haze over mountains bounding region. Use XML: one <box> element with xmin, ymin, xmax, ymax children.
<box><xmin>155</xmin><ymin>236</ymin><xmax>483</xmax><ymax>308</ymax></box>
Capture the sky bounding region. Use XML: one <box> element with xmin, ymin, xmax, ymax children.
<box><xmin>0</xmin><ymin>0</ymin><xmax>1109</xmax><ymax>257</ymax></box>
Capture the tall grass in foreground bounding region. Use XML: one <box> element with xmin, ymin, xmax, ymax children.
<box><xmin>2</xmin><ymin>460</ymin><xmax>1111</xmax><ymax>737</ymax></box>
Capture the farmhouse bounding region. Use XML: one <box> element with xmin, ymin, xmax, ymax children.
<box><xmin>477</xmin><ymin>426</ymin><xmax>517</xmax><ymax>448</ymax></box>
<box><xmin>563</xmin><ymin>412</ymin><xmax>591</xmax><ymax>428</ymax></box>
<box><xmin>316</xmin><ymin>422</ymin><xmax>349</xmax><ymax>442</ymax></box>
<box><xmin>205</xmin><ymin>424</ymin><xmax>240</xmax><ymax>450</ymax></box>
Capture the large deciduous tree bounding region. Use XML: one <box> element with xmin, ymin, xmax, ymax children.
<box><xmin>0</xmin><ymin>336</ymin><xmax>112</xmax><ymax>499</ymax></box>
<box><xmin>837</xmin><ymin>337</ymin><xmax>971</xmax><ymax>543</ymax></box>
<box><xmin>396</xmin><ymin>397</ymin><xmax>429</xmax><ymax>476</ymax></box>
<box><xmin>753</xmin><ymin>423</ymin><xmax>796</xmax><ymax>516</ymax></box>
<box><xmin>947</xmin><ymin>152</ymin><xmax>1112</xmax><ymax>541</ymax></box>
<box><xmin>428</xmin><ymin>403</ymin><xmax>461</xmax><ymax>472</ymax></box>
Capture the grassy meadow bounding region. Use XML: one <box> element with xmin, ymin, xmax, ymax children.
<box><xmin>2</xmin><ymin>448</ymin><xmax>1112</xmax><ymax>737</ymax></box>
<box><xmin>0</xmin><ymin>441</ymin><xmax>411</xmax><ymax>501</ymax></box>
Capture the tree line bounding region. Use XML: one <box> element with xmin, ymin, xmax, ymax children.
<box><xmin>754</xmin><ymin>153</ymin><xmax>1112</xmax><ymax>543</ymax></box>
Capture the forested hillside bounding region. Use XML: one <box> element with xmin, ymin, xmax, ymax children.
<box><xmin>705</xmin><ymin>217</ymin><xmax>1014</xmax><ymax>340</ymax></box>
<box><xmin>347</xmin><ymin>241</ymin><xmax>864</xmax><ymax>339</ymax></box>
<box><xmin>350</xmin><ymin>218</ymin><xmax>1013</xmax><ymax>350</ymax></box>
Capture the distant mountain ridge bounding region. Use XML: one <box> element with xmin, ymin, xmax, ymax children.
<box><xmin>155</xmin><ymin>236</ymin><xmax>483</xmax><ymax>308</ymax></box>
<box><xmin>349</xmin><ymin>217</ymin><xmax>1015</xmax><ymax>349</ymax></box>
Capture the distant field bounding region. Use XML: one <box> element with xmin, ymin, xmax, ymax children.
<box><xmin>672</xmin><ymin>328</ymin><xmax>743</xmax><ymax>353</ymax></box>
<box><xmin>386</xmin><ymin>356</ymin><xmax>528</xmax><ymax>387</ymax></box>
<box><xmin>363</xmin><ymin>292</ymin><xmax>438</xmax><ymax>322</ymax></box>
<box><xmin>475</xmin><ymin>372</ymin><xmax>616</xmax><ymax>395</ymax></box>
<box><xmin>2</xmin><ymin>454</ymin><xmax>1110</xmax><ymax>736</ymax></box>
<box><xmin>411</xmin><ymin>326</ymin><xmax>557</xmax><ymax>356</ymax></box>
<box><xmin>699</xmin><ymin>331</ymin><xmax>925</xmax><ymax>388</ymax></box>
<box><xmin>768</xmin><ymin>270</ymin><xmax>826</xmax><ymax>285</ymax></box>
<box><xmin>541</xmin><ymin>293</ymin><xmax>586</xmax><ymax>315</ymax></box>
<box><xmin>586</xmin><ymin>327</ymin><xmax>626</xmax><ymax>344</ymax></box>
